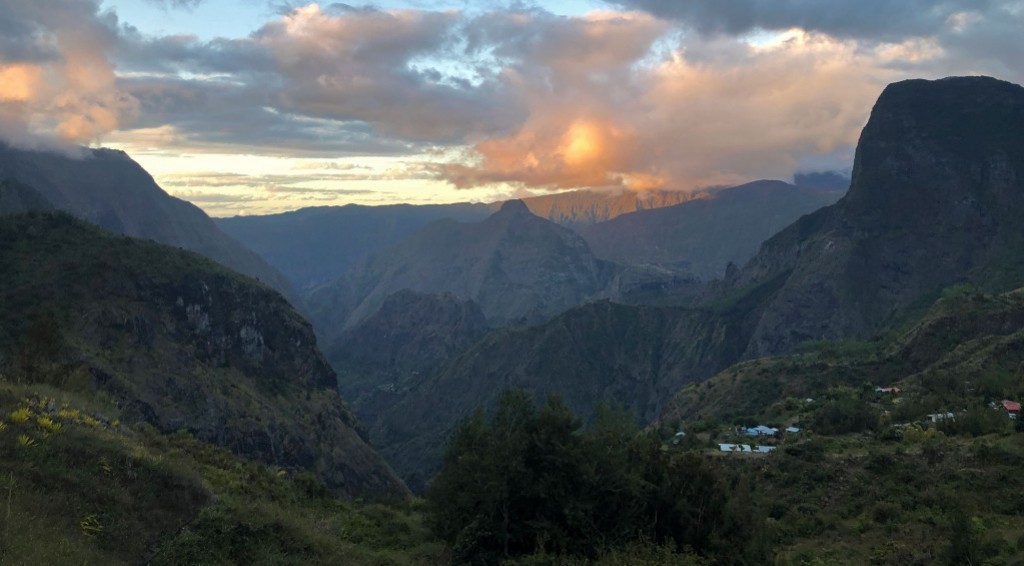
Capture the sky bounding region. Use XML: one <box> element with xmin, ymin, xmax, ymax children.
<box><xmin>1</xmin><ymin>1</ymin><xmax>1022</xmax><ymax>216</ymax></box>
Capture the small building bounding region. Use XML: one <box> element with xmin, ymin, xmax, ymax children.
<box><xmin>1002</xmin><ymin>400</ymin><xmax>1021</xmax><ymax>419</ymax></box>
<box><xmin>756</xmin><ymin>446</ymin><xmax>776</xmax><ymax>454</ymax></box>
<box><xmin>745</xmin><ymin>425</ymin><xmax>779</xmax><ymax>437</ymax></box>
<box><xmin>718</xmin><ymin>443</ymin><xmax>753</xmax><ymax>453</ymax></box>
<box><xmin>875</xmin><ymin>386</ymin><xmax>902</xmax><ymax>394</ymax></box>
<box><xmin>927</xmin><ymin>412</ymin><xmax>955</xmax><ymax>423</ymax></box>
<box><xmin>785</xmin><ymin>426</ymin><xmax>801</xmax><ymax>434</ymax></box>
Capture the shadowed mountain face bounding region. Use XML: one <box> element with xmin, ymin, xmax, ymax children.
<box><xmin>580</xmin><ymin>180</ymin><xmax>844</xmax><ymax>280</ymax></box>
<box><xmin>0</xmin><ymin>144</ymin><xmax>296</xmax><ymax>304</ymax></box>
<box><xmin>326</xmin><ymin>290</ymin><xmax>490</xmax><ymax>429</ymax></box>
<box><xmin>307</xmin><ymin>200</ymin><xmax>616</xmax><ymax>336</ymax></box>
<box><xmin>216</xmin><ymin>203</ymin><xmax>494</xmax><ymax>293</ymax></box>
<box><xmin>0</xmin><ymin>213</ymin><xmax>408</xmax><ymax>498</ymax></box>
<box><xmin>369</xmin><ymin>300</ymin><xmax>743</xmax><ymax>491</ymax></box>
<box><xmin>724</xmin><ymin>76</ymin><xmax>1024</xmax><ymax>357</ymax></box>
<box><xmin>0</xmin><ymin>179</ymin><xmax>54</xmax><ymax>215</ymax></box>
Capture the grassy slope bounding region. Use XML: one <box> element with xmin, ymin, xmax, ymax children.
<box><xmin>0</xmin><ymin>377</ymin><xmax>444</xmax><ymax>565</ymax></box>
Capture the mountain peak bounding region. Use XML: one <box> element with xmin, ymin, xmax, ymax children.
<box><xmin>498</xmin><ymin>198</ymin><xmax>531</xmax><ymax>215</ymax></box>
<box><xmin>846</xmin><ymin>75</ymin><xmax>1024</xmax><ymax>213</ymax></box>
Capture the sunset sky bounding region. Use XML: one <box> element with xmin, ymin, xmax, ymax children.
<box><xmin>1</xmin><ymin>0</ymin><xmax>1022</xmax><ymax>216</ymax></box>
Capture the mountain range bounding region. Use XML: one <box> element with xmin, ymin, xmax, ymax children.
<box><xmin>330</xmin><ymin>75</ymin><xmax>1024</xmax><ymax>486</ymax></box>
<box><xmin>306</xmin><ymin>199</ymin><xmax>617</xmax><ymax>335</ymax></box>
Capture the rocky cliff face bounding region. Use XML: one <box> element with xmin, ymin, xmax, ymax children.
<box><xmin>0</xmin><ymin>144</ymin><xmax>296</xmax><ymax>304</ymax></box>
<box><xmin>722</xmin><ymin>76</ymin><xmax>1024</xmax><ymax>357</ymax></box>
<box><xmin>0</xmin><ymin>213</ymin><xmax>407</xmax><ymax>498</ymax></box>
<box><xmin>308</xmin><ymin>200</ymin><xmax>616</xmax><ymax>336</ymax></box>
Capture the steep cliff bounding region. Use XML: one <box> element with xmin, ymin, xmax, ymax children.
<box><xmin>721</xmin><ymin>76</ymin><xmax>1024</xmax><ymax>356</ymax></box>
<box><xmin>0</xmin><ymin>213</ymin><xmax>407</xmax><ymax>498</ymax></box>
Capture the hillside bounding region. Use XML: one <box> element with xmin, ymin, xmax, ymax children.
<box><xmin>327</xmin><ymin>290</ymin><xmax>490</xmax><ymax>427</ymax></box>
<box><xmin>0</xmin><ymin>213</ymin><xmax>406</xmax><ymax>498</ymax></box>
<box><xmin>307</xmin><ymin>200</ymin><xmax>616</xmax><ymax>335</ymax></box>
<box><xmin>581</xmin><ymin>180</ymin><xmax>844</xmax><ymax>280</ymax></box>
<box><xmin>0</xmin><ymin>381</ymin><xmax>443</xmax><ymax>565</ymax></box>
<box><xmin>368</xmin><ymin>299</ymin><xmax>744</xmax><ymax>489</ymax></box>
<box><xmin>0</xmin><ymin>144</ymin><xmax>296</xmax><ymax>303</ymax></box>
<box><xmin>216</xmin><ymin>203</ymin><xmax>493</xmax><ymax>292</ymax></box>
<box><xmin>718</xmin><ymin>76</ymin><xmax>1024</xmax><ymax>357</ymax></box>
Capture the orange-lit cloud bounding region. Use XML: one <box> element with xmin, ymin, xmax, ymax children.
<box><xmin>0</xmin><ymin>64</ymin><xmax>43</xmax><ymax>102</ymax></box>
<box><xmin>0</xmin><ymin>1</ymin><xmax>138</xmax><ymax>146</ymax></box>
<box><xmin>441</xmin><ymin>28</ymin><xmax>916</xmax><ymax>192</ymax></box>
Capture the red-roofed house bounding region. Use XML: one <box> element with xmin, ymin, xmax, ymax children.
<box><xmin>1002</xmin><ymin>400</ymin><xmax>1021</xmax><ymax>418</ymax></box>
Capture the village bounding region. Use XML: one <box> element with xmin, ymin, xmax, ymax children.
<box><xmin>668</xmin><ymin>385</ymin><xmax>1023</xmax><ymax>456</ymax></box>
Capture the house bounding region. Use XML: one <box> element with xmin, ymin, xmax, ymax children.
<box><xmin>785</xmin><ymin>426</ymin><xmax>801</xmax><ymax>434</ymax></box>
<box><xmin>925</xmin><ymin>407</ymin><xmax>954</xmax><ymax>421</ymax></box>
<box><xmin>718</xmin><ymin>443</ymin><xmax>753</xmax><ymax>453</ymax></box>
<box><xmin>756</xmin><ymin>446</ymin><xmax>776</xmax><ymax>454</ymax></box>
<box><xmin>1002</xmin><ymin>400</ymin><xmax>1021</xmax><ymax>419</ymax></box>
<box><xmin>744</xmin><ymin>425</ymin><xmax>779</xmax><ymax>437</ymax></box>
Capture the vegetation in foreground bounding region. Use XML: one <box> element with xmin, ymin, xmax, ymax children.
<box><xmin>0</xmin><ymin>375</ymin><xmax>444</xmax><ymax>565</ymax></box>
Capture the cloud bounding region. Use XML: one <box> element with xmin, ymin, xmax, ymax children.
<box><xmin>605</xmin><ymin>0</ymin><xmax>999</xmax><ymax>41</ymax></box>
<box><xmin>4</xmin><ymin>0</ymin><xmax>1024</xmax><ymax>206</ymax></box>
<box><xmin>0</xmin><ymin>0</ymin><xmax>139</xmax><ymax>147</ymax></box>
<box><xmin>440</xmin><ymin>17</ymin><xmax>896</xmax><ymax>191</ymax></box>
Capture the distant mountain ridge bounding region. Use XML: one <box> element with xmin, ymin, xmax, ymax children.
<box><xmin>516</xmin><ymin>188</ymin><xmax>714</xmax><ymax>227</ymax></box>
<box><xmin>216</xmin><ymin>203</ymin><xmax>494</xmax><ymax>293</ymax></box>
<box><xmin>581</xmin><ymin>180</ymin><xmax>844</xmax><ymax>280</ymax></box>
<box><xmin>307</xmin><ymin>200</ymin><xmax>616</xmax><ymax>336</ymax></box>
<box><xmin>0</xmin><ymin>144</ymin><xmax>296</xmax><ymax>303</ymax></box>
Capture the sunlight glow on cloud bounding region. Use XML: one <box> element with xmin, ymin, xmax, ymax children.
<box><xmin>2</xmin><ymin>0</ymin><xmax>1023</xmax><ymax>212</ymax></box>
